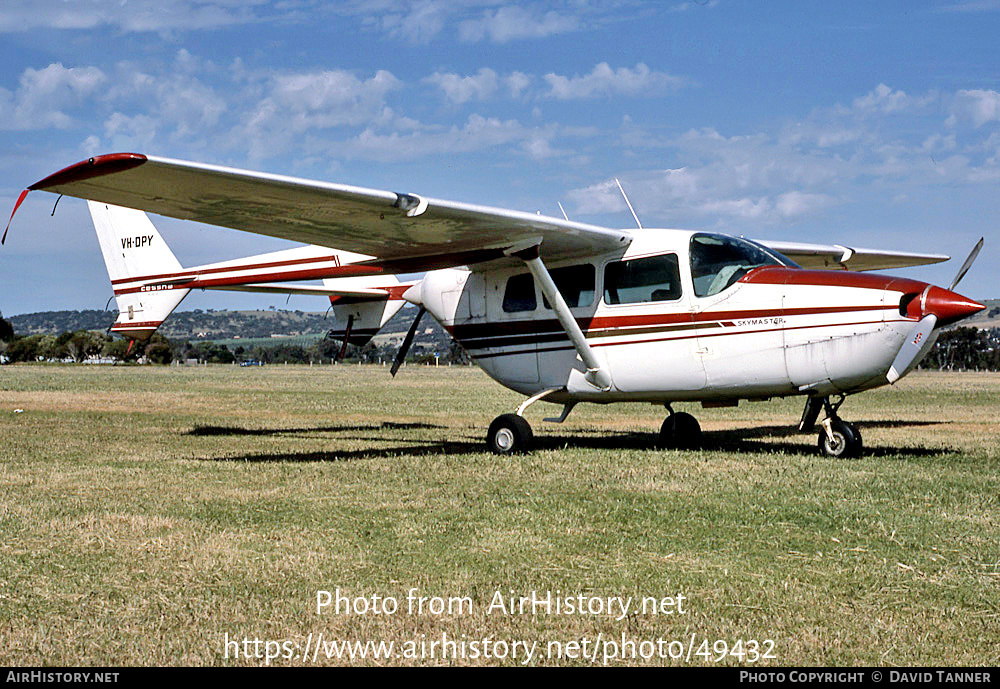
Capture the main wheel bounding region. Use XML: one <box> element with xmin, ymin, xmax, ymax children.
<box><xmin>487</xmin><ymin>413</ymin><xmax>534</xmax><ymax>454</ymax></box>
<box><xmin>658</xmin><ymin>412</ymin><xmax>702</xmax><ymax>450</ymax></box>
<box><xmin>817</xmin><ymin>419</ymin><xmax>862</xmax><ymax>458</ymax></box>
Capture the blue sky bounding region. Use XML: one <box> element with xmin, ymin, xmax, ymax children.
<box><xmin>2</xmin><ymin>0</ymin><xmax>999</xmax><ymax>316</ymax></box>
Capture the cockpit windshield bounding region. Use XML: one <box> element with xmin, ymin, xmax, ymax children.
<box><xmin>689</xmin><ymin>233</ymin><xmax>791</xmax><ymax>297</ymax></box>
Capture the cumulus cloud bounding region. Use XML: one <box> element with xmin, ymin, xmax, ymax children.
<box><xmin>375</xmin><ymin>0</ymin><xmax>451</xmax><ymax>44</ymax></box>
<box><xmin>952</xmin><ymin>89</ymin><xmax>1000</xmax><ymax>127</ymax></box>
<box><xmin>424</xmin><ymin>69</ymin><xmax>500</xmax><ymax>104</ymax></box>
<box><xmin>424</xmin><ymin>68</ymin><xmax>535</xmax><ymax>103</ymax></box>
<box><xmin>458</xmin><ymin>6</ymin><xmax>577</xmax><ymax>43</ymax></box>
<box><xmin>544</xmin><ymin>63</ymin><xmax>683</xmax><ymax>100</ymax></box>
<box><xmin>0</xmin><ymin>0</ymin><xmax>270</xmax><ymax>33</ymax></box>
<box><xmin>0</xmin><ymin>63</ymin><xmax>106</xmax><ymax>130</ymax></box>
<box><xmin>340</xmin><ymin>113</ymin><xmax>529</xmax><ymax>161</ymax></box>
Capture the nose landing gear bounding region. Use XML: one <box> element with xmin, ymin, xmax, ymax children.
<box><xmin>802</xmin><ymin>395</ymin><xmax>863</xmax><ymax>458</ymax></box>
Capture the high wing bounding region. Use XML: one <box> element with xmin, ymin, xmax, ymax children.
<box><xmin>757</xmin><ymin>239</ymin><xmax>949</xmax><ymax>272</ymax></box>
<box><xmin>27</xmin><ymin>153</ymin><xmax>631</xmax><ymax>271</ymax></box>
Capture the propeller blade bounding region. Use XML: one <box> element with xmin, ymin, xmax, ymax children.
<box><xmin>949</xmin><ymin>237</ymin><xmax>984</xmax><ymax>291</ymax></box>
<box><xmin>887</xmin><ymin>314</ymin><xmax>937</xmax><ymax>383</ymax></box>
<box><xmin>390</xmin><ymin>306</ymin><xmax>425</xmax><ymax>377</ymax></box>
<box><xmin>335</xmin><ymin>314</ymin><xmax>355</xmax><ymax>362</ymax></box>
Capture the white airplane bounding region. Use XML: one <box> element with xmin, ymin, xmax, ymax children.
<box><xmin>6</xmin><ymin>152</ymin><xmax>986</xmax><ymax>458</ymax></box>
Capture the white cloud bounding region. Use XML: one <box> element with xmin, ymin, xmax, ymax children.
<box><xmin>505</xmin><ymin>72</ymin><xmax>532</xmax><ymax>99</ymax></box>
<box><xmin>952</xmin><ymin>89</ymin><xmax>1000</xmax><ymax>127</ymax></box>
<box><xmin>425</xmin><ymin>69</ymin><xmax>500</xmax><ymax>104</ymax></box>
<box><xmin>774</xmin><ymin>191</ymin><xmax>834</xmax><ymax>218</ymax></box>
<box><xmin>544</xmin><ymin>63</ymin><xmax>683</xmax><ymax>100</ymax></box>
<box><xmin>424</xmin><ymin>68</ymin><xmax>535</xmax><ymax>103</ymax></box>
<box><xmin>850</xmin><ymin>83</ymin><xmax>919</xmax><ymax>114</ymax></box>
<box><xmin>0</xmin><ymin>0</ymin><xmax>270</xmax><ymax>33</ymax></box>
<box><xmin>0</xmin><ymin>63</ymin><xmax>106</xmax><ymax>130</ymax></box>
<box><xmin>340</xmin><ymin>113</ymin><xmax>528</xmax><ymax>161</ymax></box>
<box><xmin>458</xmin><ymin>6</ymin><xmax>578</xmax><ymax>43</ymax></box>
<box><xmin>376</xmin><ymin>0</ymin><xmax>450</xmax><ymax>44</ymax></box>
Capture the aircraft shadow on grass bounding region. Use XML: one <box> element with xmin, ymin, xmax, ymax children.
<box><xmin>192</xmin><ymin>419</ymin><xmax>952</xmax><ymax>463</ymax></box>
<box><xmin>188</xmin><ymin>421</ymin><xmax>444</xmax><ymax>436</ymax></box>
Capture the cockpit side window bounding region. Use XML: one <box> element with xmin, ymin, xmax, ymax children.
<box><xmin>502</xmin><ymin>273</ymin><xmax>537</xmax><ymax>312</ymax></box>
<box><xmin>689</xmin><ymin>233</ymin><xmax>784</xmax><ymax>297</ymax></box>
<box><xmin>542</xmin><ymin>264</ymin><xmax>595</xmax><ymax>309</ymax></box>
<box><xmin>603</xmin><ymin>254</ymin><xmax>682</xmax><ymax>305</ymax></box>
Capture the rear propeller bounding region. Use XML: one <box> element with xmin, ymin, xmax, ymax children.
<box><xmin>390</xmin><ymin>306</ymin><xmax>425</xmax><ymax>377</ymax></box>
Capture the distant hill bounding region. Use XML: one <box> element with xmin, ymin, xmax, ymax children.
<box><xmin>7</xmin><ymin>306</ymin><xmax>453</xmax><ymax>350</ymax></box>
<box><xmin>965</xmin><ymin>299</ymin><xmax>1000</xmax><ymax>329</ymax></box>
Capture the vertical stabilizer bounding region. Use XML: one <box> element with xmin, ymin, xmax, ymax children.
<box><xmin>88</xmin><ymin>201</ymin><xmax>190</xmax><ymax>340</ymax></box>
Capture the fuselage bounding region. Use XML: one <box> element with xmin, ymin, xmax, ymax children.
<box><xmin>408</xmin><ymin>229</ymin><xmax>983</xmax><ymax>405</ymax></box>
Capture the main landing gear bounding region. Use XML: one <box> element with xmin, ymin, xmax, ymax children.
<box><xmin>800</xmin><ymin>394</ymin><xmax>863</xmax><ymax>459</ymax></box>
<box><xmin>486</xmin><ymin>392</ymin><xmax>707</xmax><ymax>455</ymax></box>
<box><xmin>486</xmin><ymin>414</ymin><xmax>534</xmax><ymax>455</ymax></box>
<box><xmin>658</xmin><ymin>404</ymin><xmax>702</xmax><ymax>450</ymax></box>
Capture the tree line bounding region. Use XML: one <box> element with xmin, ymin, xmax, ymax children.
<box><xmin>0</xmin><ymin>312</ymin><xmax>469</xmax><ymax>367</ymax></box>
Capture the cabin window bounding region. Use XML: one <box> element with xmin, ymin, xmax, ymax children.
<box><xmin>689</xmin><ymin>233</ymin><xmax>784</xmax><ymax>297</ymax></box>
<box><xmin>542</xmin><ymin>264</ymin><xmax>596</xmax><ymax>309</ymax></box>
<box><xmin>502</xmin><ymin>273</ymin><xmax>537</xmax><ymax>312</ymax></box>
<box><xmin>603</xmin><ymin>254</ymin><xmax>682</xmax><ymax>305</ymax></box>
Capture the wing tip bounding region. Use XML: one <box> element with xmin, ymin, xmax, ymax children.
<box><xmin>29</xmin><ymin>152</ymin><xmax>148</xmax><ymax>192</ymax></box>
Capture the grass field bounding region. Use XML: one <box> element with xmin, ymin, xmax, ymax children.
<box><xmin>1</xmin><ymin>364</ymin><xmax>997</xmax><ymax>666</ymax></box>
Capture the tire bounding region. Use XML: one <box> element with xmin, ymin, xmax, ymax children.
<box><xmin>487</xmin><ymin>413</ymin><xmax>533</xmax><ymax>454</ymax></box>
<box><xmin>817</xmin><ymin>420</ymin><xmax>862</xmax><ymax>458</ymax></box>
<box><xmin>658</xmin><ymin>412</ymin><xmax>702</xmax><ymax>450</ymax></box>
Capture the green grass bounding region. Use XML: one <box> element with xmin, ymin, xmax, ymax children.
<box><xmin>1</xmin><ymin>364</ymin><xmax>997</xmax><ymax>666</ymax></box>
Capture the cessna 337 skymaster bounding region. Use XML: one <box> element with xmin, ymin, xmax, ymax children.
<box><xmin>5</xmin><ymin>152</ymin><xmax>986</xmax><ymax>458</ymax></box>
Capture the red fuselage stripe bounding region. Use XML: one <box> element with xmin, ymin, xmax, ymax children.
<box><xmin>470</xmin><ymin>317</ymin><xmax>910</xmax><ymax>360</ymax></box>
<box><xmin>449</xmin><ymin>304</ymin><xmax>892</xmax><ymax>342</ymax></box>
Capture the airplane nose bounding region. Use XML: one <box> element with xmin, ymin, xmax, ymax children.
<box><xmin>905</xmin><ymin>285</ymin><xmax>985</xmax><ymax>326</ymax></box>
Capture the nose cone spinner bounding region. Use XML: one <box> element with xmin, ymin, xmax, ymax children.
<box><xmin>918</xmin><ymin>286</ymin><xmax>985</xmax><ymax>326</ymax></box>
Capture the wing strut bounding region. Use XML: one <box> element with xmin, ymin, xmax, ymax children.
<box><xmin>507</xmin><ymin>244</ymin><xmax>612</xmax><ymax>391</ymax></box>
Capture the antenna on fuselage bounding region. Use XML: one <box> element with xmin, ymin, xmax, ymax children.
<box><xmin>557</xmin><ymin>202</ymin><xmax>569</xmax><ymax>221</ymax></box>
<box><xmin>615</xmin><ymin>177</ymin><xmax>642</xmax><ymax>230</ymax></box>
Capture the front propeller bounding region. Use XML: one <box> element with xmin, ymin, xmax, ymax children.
<box><xmin>887</xmin><ymin>238</ymin><xmax>985</xmax><ymax>383</ymax></box>
<box><xmin>887</xmin><ymin>314</ymin><xmax>937</xmax><ymax>383</ymax></box>
<box><xmin>949</xmin><ymin>237</ymin><xmax>983</xmax><ymax>291</ymax></box>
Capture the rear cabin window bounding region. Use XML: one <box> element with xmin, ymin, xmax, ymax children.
<box><xmin>542</xmin><ymin>264</ymin><xmax>596</xmax><ymax>309</ymax></box>
<box><xmin>603</xmin><ymin>254</ymin><xmax>682</xmax><ymax>305</ymax></box>
<box><xmin>502</xmin><ymin>273</ymin><xmax>537</xmax><ymax>312</ymax></box>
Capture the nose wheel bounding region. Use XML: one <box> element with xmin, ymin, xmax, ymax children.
<box><xmin>659</xmin><ymin>408</ymin><xmax>702</xmax><ymax>450</ymax></box>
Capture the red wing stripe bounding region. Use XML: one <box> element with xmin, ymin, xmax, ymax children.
<box><xmin>114</xmin><ymin>264</ymin><xmax>383</xmax><ymax>295</ymax></box>
<box><xmin>111</xmin><ymin>253</ymin><xmax>346</xmax><ymax>286</ymax></box>
<box><xmin>3</xmin><ymin>189</ymin><xmax>29</xmax><ymax>245</ymax></box>
<box><xmin>29</xmin><ymin>153</ymin><xmax>148</xmax><ymax>191</ymax></box>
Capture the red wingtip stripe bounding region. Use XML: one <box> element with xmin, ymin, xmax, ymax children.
<box><xmin>2</xmin><ymin>189</ymin><xmax>29</xmax><ymax>246</ymax></box>
<box><xmin>28</xmin><ymin>153</ymin><xmax>148</xmax><ymax>191</ymax></box>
